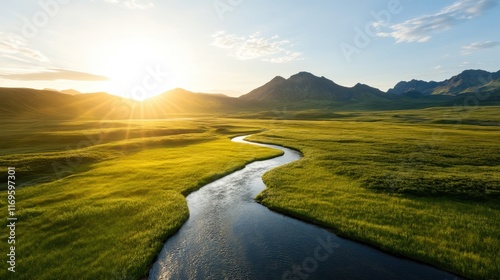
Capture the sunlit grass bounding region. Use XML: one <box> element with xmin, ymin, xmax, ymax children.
<box><xmin>0</xmin><ymin>121</ymin><xmax>281</xmax><ymax>280</ymax></box>
<box><xmin>0</xmin><ymin>107</ymin><xmax>499</xmax><ymax>279</ymax></box>
<box><xmin>250</xmin><ymin>108</ymin><xmax>500</xmax><ymax>279</ymax></box>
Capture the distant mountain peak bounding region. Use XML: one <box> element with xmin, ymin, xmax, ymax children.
<box><xmin>460</xmin><ymin>69</ymin><xmax>490</xmax><ymax>75</ymax></box>
<box><xmin>270</xmin><ymin>76</ymin><xmax>286</xmax><ymax>82</ymax></box>
<box><xmin>291</xmin><ymin>71</ymin><xmax>315</xmax><ymax>77</ymax></box>
<box><xmin>353</xmin><ymin>82</ymin><xmax>372</xmax><ymax>88</ymax></box>
<box><xmin>388</xmin><ymin>69</ymin><xmax>500</xmax><ymax>95</ymax></box>
<box><xmin>288</xmin><ymin>72</ymin><xmax>318</xmax><ymax>82</ymax></box>
<box><xmin>239</xmin><ymin>71</ymin><xmax>385</xmax><ymax>102</ymax></box>
<box><xmin>352</xmin><ymin>83</ymin><xmax>381</xmax><ymax>91</ymax></box>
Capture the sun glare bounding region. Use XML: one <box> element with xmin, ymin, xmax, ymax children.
<box><xmin>98</xmin><ymin>40</ymin><xmax>190</xmax><ymax>101</ymax></box>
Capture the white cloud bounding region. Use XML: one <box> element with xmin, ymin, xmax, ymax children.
<box><xmin>103</xmin><ymin>0</ymin><xmax>153</xmax><ymax>9</ymax></box>
<box><xmin>212</xmin><ymin>31</ymin><xmax>302</xmax><ymax>63</ymax></box>
<box><xmin>0</xmin><ymin>32</ymin><xmax>49</xmax><ymax>63</ymax></box>
<box><xmin>461</xmin><ymin>40</ymin><xmax>500</xmax><ymax>54</ymax></box>
<box><xmin>375</xmin><ymin>0</ymin><xmax>498</xmax><ymax>43</ymax></box>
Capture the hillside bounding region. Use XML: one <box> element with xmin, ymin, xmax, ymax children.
<box><xmin>0</xmin><ymin>87</ymin><xmax>131</xmax><ymax>119</ymax></box>
<box><xmin>138</xmin><ymin>88</ymin><xmax>246</xmax><ymax>117</ymax></box>
<box><xmin>0</xmin><ymin>87</ymin><xmax>252</xmax><ymax>119</ymax></box>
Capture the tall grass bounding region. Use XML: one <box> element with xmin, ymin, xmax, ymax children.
<box><xmin>0</xmin><ymin>120</ymin><xmax>281</xmax><ymax>280</ymax></box>
<box><xmin>250</xmin><ymin>107</ymin><xmax>500</xmax><ymax>279</ymax></box>
<box><xmin>1</xmin><ymin>107</ymin><xmax>499</xmax><ymax>279</ymax></box>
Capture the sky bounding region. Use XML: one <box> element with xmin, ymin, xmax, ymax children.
<box><xmin>1</xmin><ymin>0</ymin><xmax>499</xmax><ymax>100</ymax></box>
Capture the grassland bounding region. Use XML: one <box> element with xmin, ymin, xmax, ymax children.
<box><xmin>0</xmin><ymin>119</ymin><xmax>282</xmax><ymax>280</ymax></box>
<box><xmin>249</xmin><ymin>106</ymin><xmax>500</xmax><ymax>279</ymax></box>
<box><xmin>1</xmin><ymin>106</ymin><xmax>499</xmax><ymax>279</ymax></box>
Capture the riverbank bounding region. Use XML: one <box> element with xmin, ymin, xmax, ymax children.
<box><xmin>0</xmin><ymin>120</ymin><xmax>283</xmax><ymax>280</ymax></box>
<box><xmin>150</xmin><ymin>135</ymin><xmax>457</xmax><ymax>279</ymax></box>
<box><xmin>247</xmin><ymin>118</ymin><xmax>500</xmax><ymax>280</ymax></box>
<box><xmin>1</xmin><ymin>114</ymin><xmax>497</xmax><ymax>279</ymax></box>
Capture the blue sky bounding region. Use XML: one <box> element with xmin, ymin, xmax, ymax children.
<box><xmin>1</xmin><ymin>0</ymin><xmax>499</xmax><ymax>99</ymax></box>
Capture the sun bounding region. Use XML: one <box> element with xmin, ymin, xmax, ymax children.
<box><xmin>97</xmin><ymin>40</ymin><xmax>190</xmax><ymax>101</ymax></box>
<box><xmin>104</xmin><ymin>43</ymin><xmax>165</xmax><ymax>101</ymax></box>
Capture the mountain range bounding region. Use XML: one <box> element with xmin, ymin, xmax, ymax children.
<box><xmin>1</xmin><ymin>69</ymin><xmax>499</xmax><ymax>119</ymax></box>
<box><xmin>387</xmin><ymin>69</ymin><xmax>500</xmax><ymax>96</ymax></box>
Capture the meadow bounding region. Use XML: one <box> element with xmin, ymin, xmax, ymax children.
<box><xmin>0</xmin><ymin>119</ymin><xmax>282</xmax><ymax>279</ymax></box>
<box><xmin>250</xmin><ymin>106</ymin><xmax>500</xmax><ymax>279</ymax></box>
<box><xmin>0</xmin><ymin>106</ymin><xmax>499</xmax><ymax>279</ymax></box>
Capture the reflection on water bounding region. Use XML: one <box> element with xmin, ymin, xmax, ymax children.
<box><xmin>149</xmin><ymin>136</ymin><xmax>460</xmax><ymax>280</ymax></box>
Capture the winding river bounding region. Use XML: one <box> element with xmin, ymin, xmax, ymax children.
<box><xmin>149</xmin><ymin>135</ymin><xmax>460</xmax><ymax>280</ymax></box>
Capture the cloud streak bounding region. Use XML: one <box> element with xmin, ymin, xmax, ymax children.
<box><xmin>0</xmin><ymin>32</ymin><xmax>50</xmax><ymax>63</ymax></box>
<box><xmin>376</xmin><ymin>0</ymin><xmax>498</xmax><ymax>43</ymax></box>
<box><xmin>212</xmin><ymin>31</ymin><xmax>302</xmax><ymax>63</ymax></box>
<box><xmin>462</xmin><ymin>40</ymin><xmax>500</xmax><ymax>54</ymax></box>
<box><xmin>0</xmin><ymin>68</ymin><xmax>109</xmax><ymax>81</ymax></box>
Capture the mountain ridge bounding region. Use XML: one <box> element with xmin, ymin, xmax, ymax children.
<box><xmin>1</xmin><ymin>69</ymin><xmax>499</xmax><ymax>119</ymax></box>
<box><xmin>240</xmin><ymin>71</ymin><xmax>385</xmax><ymax>102</ymax></box>
<box><xmin>388</xmin><ymin>69</ymin><xmax>500</xmax><ymax>96</ymax></box>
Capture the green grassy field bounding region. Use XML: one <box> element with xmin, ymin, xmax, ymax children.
<box><xmin>1</xmin><ymin>106</ymin><xmax>499</xmax><ymax>279</ymax></box>
<box><xmin>0</xmin><ymin>119</ymin><xmax>282</xmax><ymax>279</ymax></box>
<box><xmin>249</xmin><ymin>106</ymin><xmax>500</xmax><ymax>279</ymax></box>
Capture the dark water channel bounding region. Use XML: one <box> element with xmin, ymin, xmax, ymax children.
<box><xmin>149</xmin><ymin>135</ymin><xmax>460</xmax><ymax>280</ymax></box>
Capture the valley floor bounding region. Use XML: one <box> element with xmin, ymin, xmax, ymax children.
<box><xmin>1</xmin><ymin>106</ymin><xmax>499</xmax><ymax>279</ymax></box>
